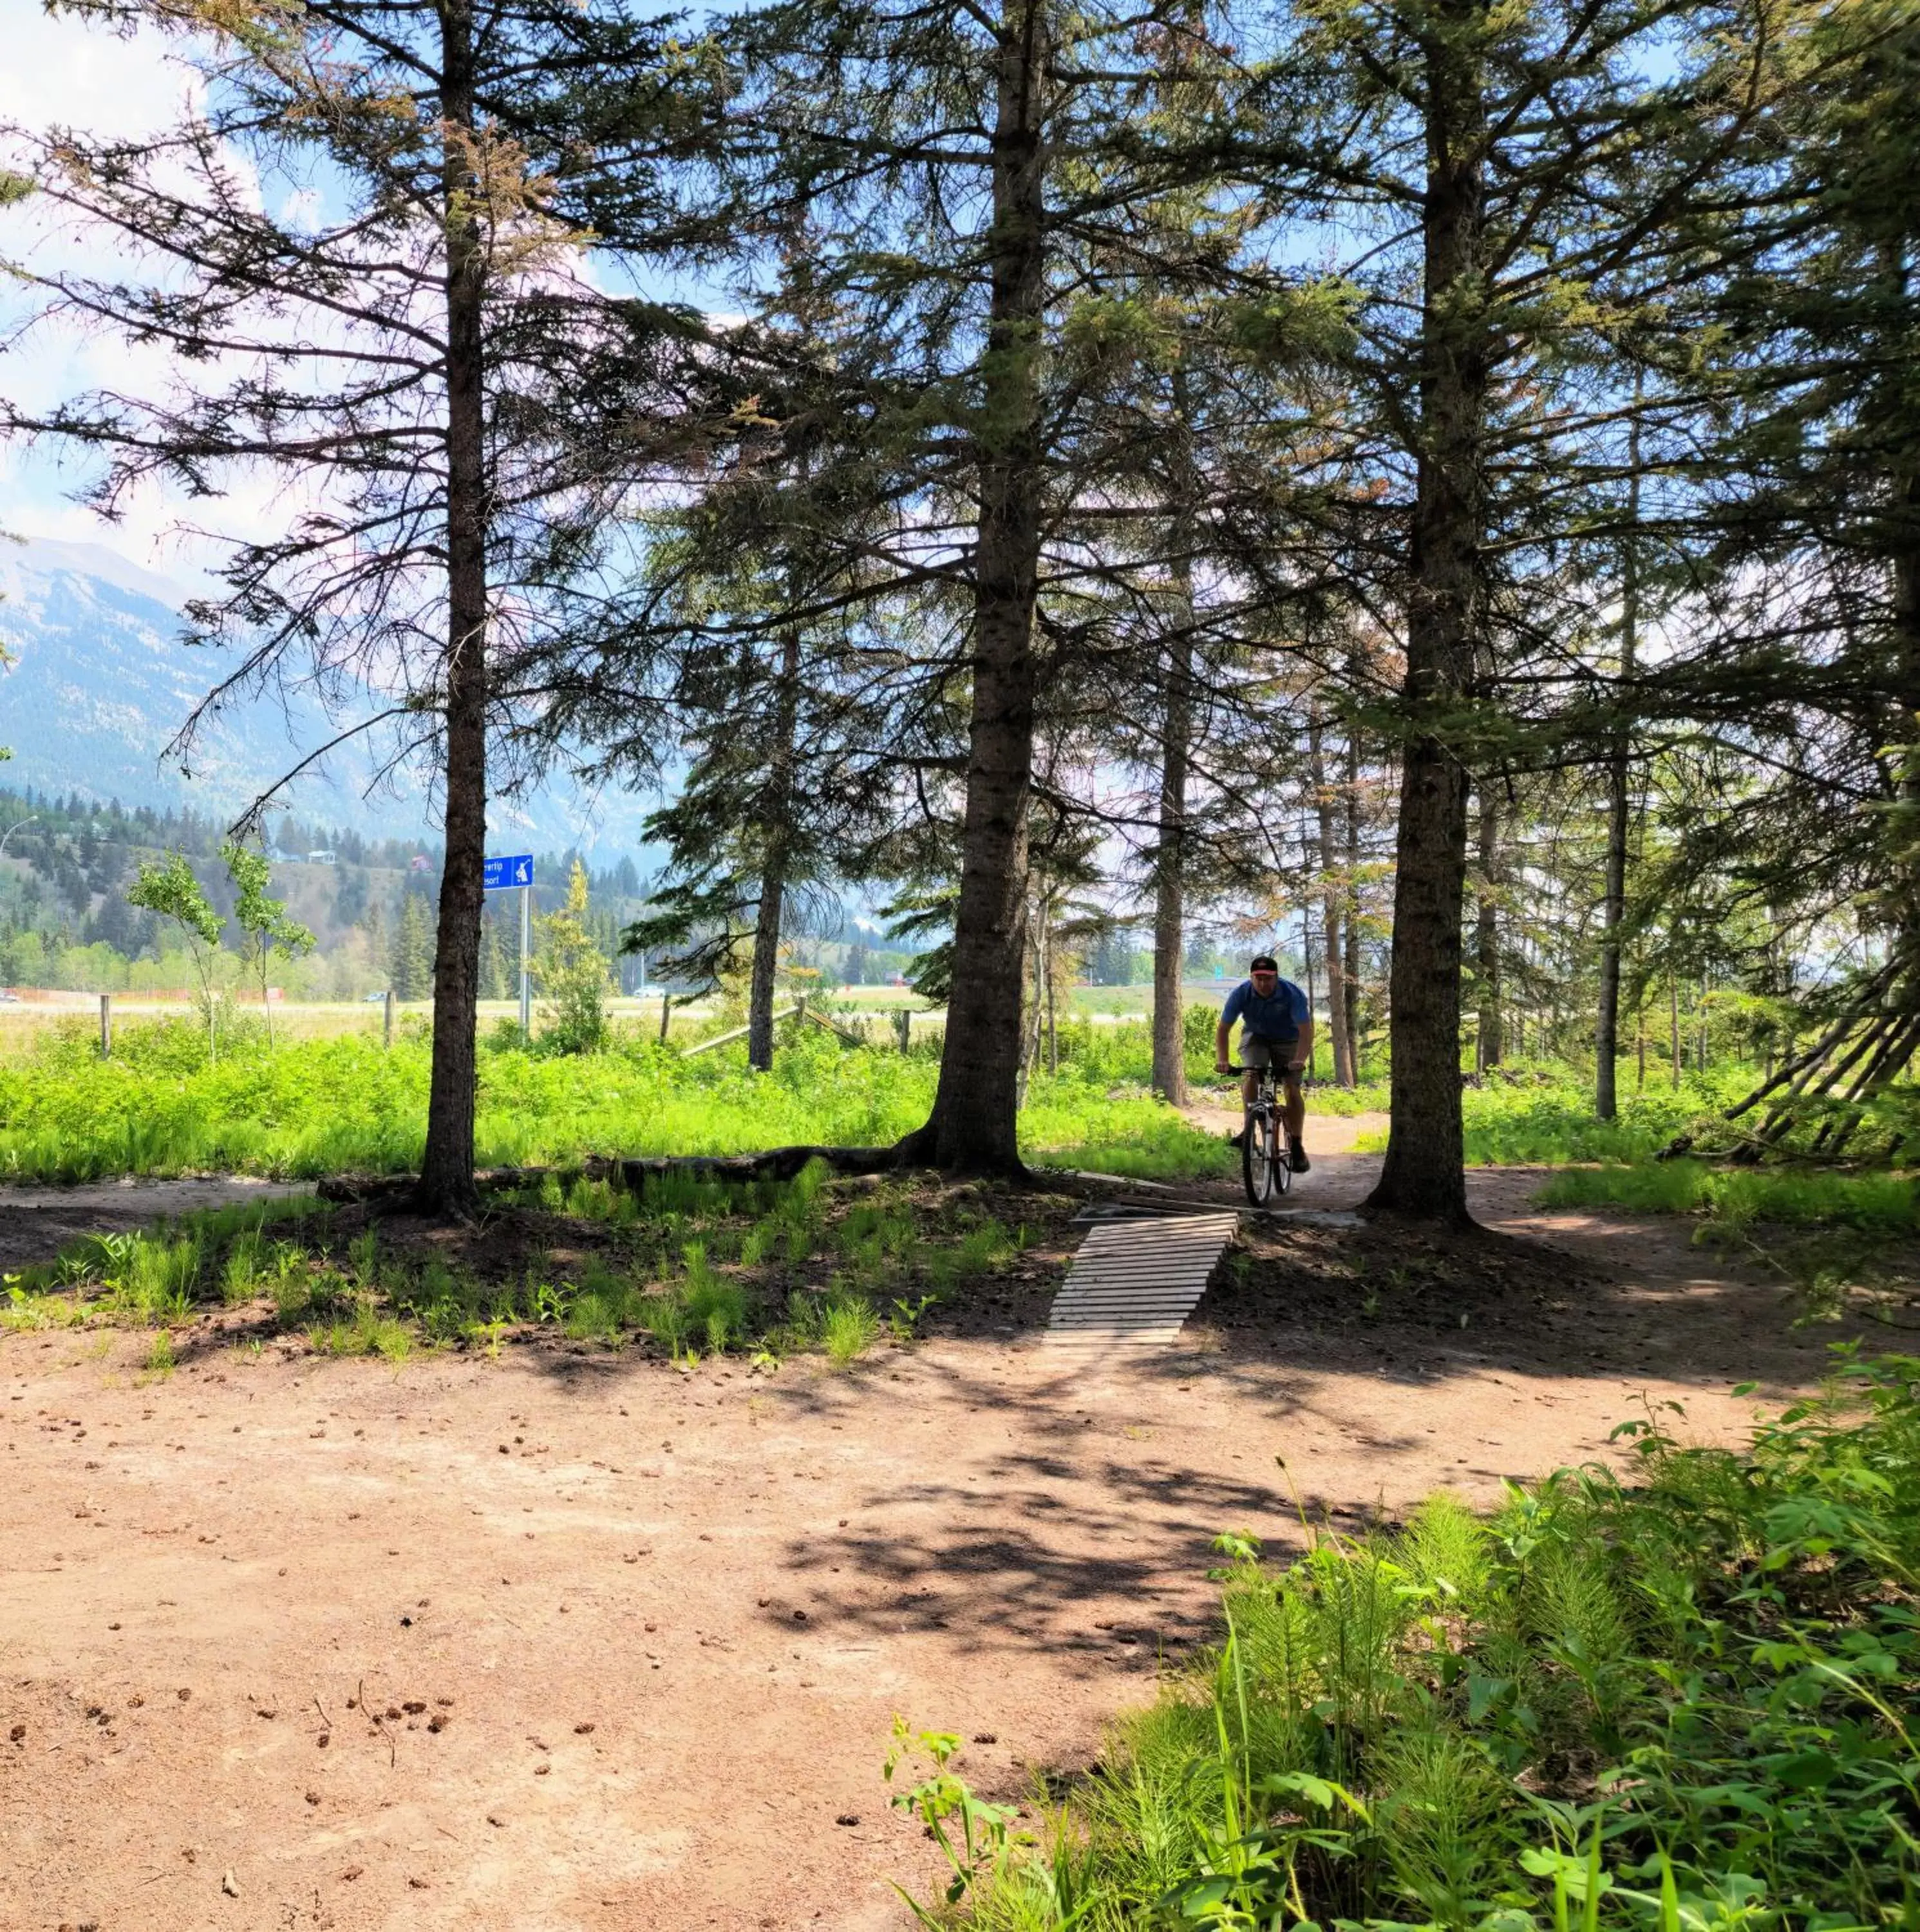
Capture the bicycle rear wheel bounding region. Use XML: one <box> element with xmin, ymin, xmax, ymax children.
<box><xmin>1241</xmin><ymin>1106</ymin><xmax>1277</xmax><ymax>1204</ymax></box>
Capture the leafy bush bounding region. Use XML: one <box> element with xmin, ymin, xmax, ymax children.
<box><xmin>923</xmin><ymin>1354</ymin><xmax>1920</xmax><ymax>1930</ymax></box>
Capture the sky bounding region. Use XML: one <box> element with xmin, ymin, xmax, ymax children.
<box><xmin>0</xmin><ymin>5</ymin><xmax>231</xmax><ymax>577</ymax></box>
<box><xmin>0</xmin><ymin>9</ymin><xmax>675</xmax><ymax>855</ymax></box>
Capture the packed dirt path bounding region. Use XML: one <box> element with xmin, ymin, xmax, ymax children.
<box><xmin>0</xmin><ymin>1176</ymin><xmax>311</xmax><ymax>1276</ymax></box>
<box><xmin>0</xmin><ymin>1116</ymin><xmax>1850</xmax><ymax>1932</ymax></box>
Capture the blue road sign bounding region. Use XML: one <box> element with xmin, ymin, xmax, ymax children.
<box><xmin>483</xmin><ymin>853</ymin><xmax>534</xmax><ymax>891</ymax></box>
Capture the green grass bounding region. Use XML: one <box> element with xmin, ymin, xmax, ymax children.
<box><xmin>2</xmin><ymin>1157</ymin><xmax>1044</xmax><ymax>1370</ymax></box>
<box><xmin>0</xmin><ymin>1015</ymin><xmax>1229</xmax><ymax>1184</ymax></box>
<box><xmin>907</xmin><ymin>1351</ymin><xmax>1920</xmax><ymax>1931</ymax></box>
<box><xmin>1536</xmin><ymin>1159</ymin><xmax>1920</xmax><ymax>1231</ymax></box>
<box><xmin>1348</xmin><ymin>1079</ymin><xmax>1731</xmax><ymax>1166</ymax></box>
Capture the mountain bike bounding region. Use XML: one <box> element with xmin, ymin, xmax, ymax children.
<box><xmin>1230</xmin><ymin>1062</ymin><xmax>1295</xmax><ymax>1205</ymax></box>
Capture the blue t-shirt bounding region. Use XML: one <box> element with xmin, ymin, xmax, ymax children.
<box><xmin>1221</xmin><ymin>976</ymin><xmax>1310</xmax><ymax>1042</ymax></box>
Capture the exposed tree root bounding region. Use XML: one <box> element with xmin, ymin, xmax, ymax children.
<box><xmin>317</xmin><ymin>1139</ymin><xmax>934</xmax><ymax>1209</ymax></box>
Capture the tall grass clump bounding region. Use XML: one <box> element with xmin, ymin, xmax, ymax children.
<box><xmin>1352</xmin><ymin>1081</ymin><xmax>1723</xmax><ymax>1167</ymax></box>
<box><xmin>910</xmin><ymin>1352</ymin><xmax>1920</xmax><ymax>1931</ymax></box>
<box><xmin>1537</xmin><ymin>1159</ymin><xmax>1920</xmax><ymax>1233</ymax></box>
<box><xmin>821</xmin><ymin>1292</ymin><xmax>880</xmax><ymax>1366</ymax></box>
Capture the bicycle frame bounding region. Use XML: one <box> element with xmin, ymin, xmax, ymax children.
<box><xmin>1230</xmin><ymin>1062</ymin><xmax>1294</xmax><ymax>1204</ymax></box>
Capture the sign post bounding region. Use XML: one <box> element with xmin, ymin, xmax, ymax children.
<box><xmin>482</xmin><ymin>855</ymin><xmax>536</xmax><ymax>1041</ymax></box>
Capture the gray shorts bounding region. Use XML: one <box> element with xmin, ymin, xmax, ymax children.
<box><xmin>1241</xmin><ymin>1036</ymin><xmax>1301</xmax><ymax>1074</ymax></box>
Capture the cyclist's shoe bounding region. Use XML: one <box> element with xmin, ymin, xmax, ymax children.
<box><xmin>1227</xmin><ymin>1128</ymin><xmax>1248</xmax><ymax>1150</ymax></box>
<box><xmin>1287</xmin><ymin>1139</ymin><xmax>1311</xmax><ymax>1173</ymax></box>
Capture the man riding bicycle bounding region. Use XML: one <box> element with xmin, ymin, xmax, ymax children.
<box><xmin>1214</xmin><ymin>954</ymin><xmax>1313</xmax><ymax>1174</ymax></box>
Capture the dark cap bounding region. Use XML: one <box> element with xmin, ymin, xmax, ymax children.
<box><xmin>1250</xmin><ymin>954</ymin><xmax>1278</xmax><ymax>972</ymax></box>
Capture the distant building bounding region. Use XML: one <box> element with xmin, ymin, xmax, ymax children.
<box><xmin>409</xmin><ymin>854</ymin><xmax>431</xmax><ymax>873</ymax></box>
<box><xmin>305</xmin><ymin>849</ymin><xmax>337</xmax><ymax>866</ymax></box>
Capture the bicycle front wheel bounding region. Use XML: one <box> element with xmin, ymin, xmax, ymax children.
<box><xmin>1241</xmin><ymin>1106</ymin><xmax>1277</xmax><ymax>1204</ymax></box>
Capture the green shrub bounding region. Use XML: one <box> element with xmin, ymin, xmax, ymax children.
<box><xmin>926</xmin><ymin>1352</ymin><xmax>1920</xmax><ymax>1931</ymax></box>
<box><xmin>822</xmin><ymin>1292</ymin><xmax>880</xmax><ymax>1366</ymax></box>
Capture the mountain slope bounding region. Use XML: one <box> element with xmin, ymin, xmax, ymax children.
<box><xmin>0</xmin><ymin>535</ymin><xmax>656</xmax><ymax>854</ymax></box>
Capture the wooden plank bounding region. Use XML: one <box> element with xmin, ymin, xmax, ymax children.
<box><xmin>1064</xmin><ymin>1265</ymin><xmax>1219</xmax><ymax>1280</ymax></box>
<box><xmin>1053</xmin><ymin>1300</ymin><xmax>1203</xmax><ymax>1314</ymax></box>
<box><xmin>1044</xmin><ymin>1208</ymin><xmax>1238</xmax><ymax>1350</ymax></box>
<box><xmin>679</xmin><ymin>1007</ymin><xmax>798</xmax><ymax>1056</ymax></box>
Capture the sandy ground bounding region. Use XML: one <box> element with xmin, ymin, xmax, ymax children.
<box><xmin>0</xmin><ymin>1178</ymin><xmax>315</xmax><ymax>1275</ymax></box>
<box><xmin>0</xmin><ymin>1113</ymin><xmax>1850</xmax><ymax>1932</ymax></box>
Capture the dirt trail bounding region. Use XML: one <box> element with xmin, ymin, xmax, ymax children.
<box><xmin>0</xmin><ymin>1118</ymin><xmax>1849</xmax><ymax>1931</ymax></box>
<box><xmin>0</xmin><ymin>1177</ymin><xmax>313</xmax><ymax>1274</ymax></box>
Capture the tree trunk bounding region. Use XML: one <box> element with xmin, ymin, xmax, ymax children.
<box><xmin>1474</xmin><ymin>786</ymin><xmax>1502</xmax><ymax>1066</ymax></box>
<box><xmin>905</xmin><ymin>0</ymin><xmax>1046</xmax><ymax>1175</ymax></box>
<box><xmin>1310</xmin><ymin>714</ymin><xmax>1353</xmax><ymax>1086</ymax></box>
<box><xmin>1595</xmin><ymin>419</ymin><xmax>1640</xmax><ymax>1122</ymax></box>
<box><xmin>1046</xmin><ymin>904</ymin><xmax>1058</xmax><ymax>1075</ymax></box>
<box><xmin>1670</xmin><ymin>971</ymin><xmax>1681</xmax><ymax>1088</ymax></box>
<box><xmin>1151</xmin><ymin>582</ymin><xmax>1194</xmax><ymax>1104</ymax></box>
<box><xmin>1595</xmin><ymin>744</ymin><xmax>1628</xmax><ymax>1119</ymax></box>
<box><xmin>747</xmin><ymin>629</ymin><xmax>802</xmax><ymax>1073</ymax></box>
<box><xmin>1365</xmin><ymin>0</ymin><xmax>1488</xmax><ymax>1225</ymax></box>
<box><xmin>418</xmin><ymin>0</ymin><xmax>487</xmax><ymax>1218</ymax></box>
<box><xmin>1344</xmin><ymin>728</ymin><xmax>1362</xmax><ymax>1068</ymax></box>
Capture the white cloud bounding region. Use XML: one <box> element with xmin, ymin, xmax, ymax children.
<box><xmin>0</xmin><ymin>4</ymin><xmax>198</xmax><ymax>142</ymax></box>
<box><xmin>0</xmin><ymin>7</ymin><xmax>246</xmax><ymax>576</ymax></box>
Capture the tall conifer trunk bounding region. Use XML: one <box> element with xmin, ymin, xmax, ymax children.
<box><xmin>1344</xmin><ymin>727</ymin><xmax>1363</xmax><ymax>1059</ymax></box>
<box><xmin>1366</xmin><ymin>0</ymin><xmax>1488</xmax><ymax>1224</ymax></box>
<box><xmin>1474</xmin><ymin>787</ymin><xmax>1503</xmax><ymax>1066</ymax></box>
<box><xmin>1310</xmin><ymin>715</ymin><xmax>1354</xmax><ymax>1086</ymax></box>
<box><xmin>1151</xmin><ymin>369</ymin><xmax>1199</xmax><ymax>1104</ymax></box>
<box><xmin>907</xmin><ymin>0</ymin><xmax>1047</xmax><ymax>1173</ymax></box>
<box><xmin>1151</xmin><ymin>568</ymin><xmax>1194</xmax><ymax>1104</ymax></box>
<box><xmin>748</xmin><ymin>629</ymin><xmax>802</xmax><ymax>1072</ymax></box>
<box><xmin>419</xmin><ymin>0</ymin><xmax>487</xmax><ymax>1217</ymax></box>
<box><xmin>1596</xmin><ymin>426</ymin><xmax>1640</xmax><ymax>1121</ymax></box>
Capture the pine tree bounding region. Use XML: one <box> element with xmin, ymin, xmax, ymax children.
<box><xmin>1236</xmin><ymin>0</ymin><xmax>1785</xmax><ymax>1219</ymax></box>
<box><xmin>478</xmin><ymin>914</ymin><xmax>510</xmax><ymax>1005</ymax></box>
<box><xmin>6</xmin><ymin>0</ymin><xmax>692</xmax><ymax>1210</ymax></box>
<box><xmin>534</xmin><ymin>861</ymin><xmax>612</xmax><ymax>1054</ymax></box>
<box><xmin>392</xmin><ymin>895</ymin><xmax>435</xmax><ymax>1004</ymax></box>
<box><xmin>657</xmin><ymin>0</ymin><xmax>1266</xmax><ymax>1170</ymax></box>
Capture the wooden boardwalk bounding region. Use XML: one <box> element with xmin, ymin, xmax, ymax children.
<box><xmin>1040</xmin><ymin>1209</ymin><xmax>1241</xmax><ymax>1350</ymax></box>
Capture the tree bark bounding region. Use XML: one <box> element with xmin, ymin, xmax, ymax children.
<box><xmin>1310</xmin><ymin>714</ymin><xmax>1354</xmax><ymax>1086</ymax></box>
<box><xmin>904</xmin><ymin>0</ymin><xmax>1046</xmax><ymax>1175</ymax></box>
<box><xmin>1365</xmin><ymin>0</ymin><xmax>1489</xmax><ymax>1225</ymax></box>
<box><xmin>1595</xmin><ymin>420</ymin><xmax>1640</xmax><ymax>1121</ymax></box>
<box><xmin>418</xmin><ymin>0</ymin><xmax>487</xmax><ymax>1218</ymax></box>
<box><xmin>1670</xmin><ymin>969</ymin><xmax>1681</xmax><ymax>1088</ymax></box>
<box><xmin>747</xmin><ymin>629</ymin><xmax>802</xmax><ymax>1073</ymax></box>
<box><xmin>1344</xmin><ymin>727</ymin><xmax>1362</xmax><ymax>1065</ymax></box>
<box><xmin>1474</xmin><ymin>785</ymin><xmax>1502</xmax><ymax>1067</ymax></box>
<box><xmin>1151</xmin><ymin>582</ymin><xmax>1194</xmax><ymax>1104</ymax></box>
